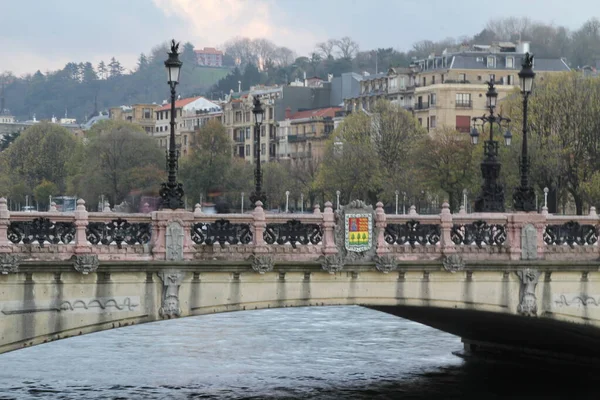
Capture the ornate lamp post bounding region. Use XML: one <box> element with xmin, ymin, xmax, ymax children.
<box><xmin>249</xmin><ymin>95</ymin><xmax>266</xmax><ymax>206</ymax></box>
<box><xmin>159</xmin><ymin>40</ymin><xmax>184</xmax><ymax>210</ymax></box>
<box><xmin>513</xmin><ymin>53</ymin><xmax>536</xmax><ymax>211</ymax></box>
<box><xmin>470</xmin><ymin>79</ymin><xmax>513</xmax><ymax>212</ymax></box>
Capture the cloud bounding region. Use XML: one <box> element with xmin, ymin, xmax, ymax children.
<box><xmin>151</xmin><ymin>0</ymin><xmax>320</xmax><ymax>54</ymax></box>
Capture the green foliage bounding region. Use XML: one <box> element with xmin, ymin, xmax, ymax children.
<box><xmin>180</xmin><ymin>120</ymin><xmax>233</xmax><ymax>202</ymax></box>
<box><xmin>76</xmin><ymin>120</ymin><xmax>164</xmax><ymax>206</ymax></box>
<box><xmin>1</xmin><ymin>122</ymin><xmax>78</xmax><ymax>193</ymax></box>
<box><xmin>33</xmin><ymin>179</ymin><xmax>59</xmax><ymax>208</ymax></box>
<box><xmin>316</xmin><ymin>112</ymin><xmax>382</xmax><ymax>204</ymax></box>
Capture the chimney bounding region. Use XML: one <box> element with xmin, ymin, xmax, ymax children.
<box><xmin>304</xmin><ymin>71</ymin><xmax>307</xmax><ymax>87</ymax></box>
<box><xmin>238</xmin><ymin>80</ymin><xmax>242</xmax><ymax>93</ymax></box>
<box><xmin>285</xmin><ymin>107</ymin><xmax>291</xmax><ymax>119</ymax></box>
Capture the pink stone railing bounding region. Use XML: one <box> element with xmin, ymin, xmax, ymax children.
<box><xmin>0</xmin><ymin>197</ymin><xmax>598</xmax><ymax>263</ymax></box>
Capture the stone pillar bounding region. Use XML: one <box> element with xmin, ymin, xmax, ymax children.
<box><xmin>440</xmin><ymin>202</ymin><xmax>455</xmax><ymax>256</ymax></box>
<box><xmin>322</xmin><ymin>201</ymin><xmax>337</xmax><ymax>256</ymax></box>
<box><xmin>0</xmin><ymin>198</ymin><xmax>11</xmax><ymax>252</ymax></box>
<box><xmin>313</xmin><ymin>203</ymin><xmax>321</xmax><ymax>216</ymax></box>
<box><xmin>153</xmin><ymin>210</ymin><xmax>195</xmax><ymax>261</ymax></box>
<box><xmin>507</xmin><ymin>213</ymin><xmax>547</xmax><ymax>261</ymax></box>
<box><xmin>375</xmin><ymin>201</ymin><xmax>389</xmax><ymax>256</ymax></box>
<box><xmin>252</xmin><ymin>201</ymin><xmax>268</xmax><ymax>254</ymax></box>
<box><xmin>74</xmin><ymin>199</ymin><xmax>91</xmax><ymax>254</ymax></box>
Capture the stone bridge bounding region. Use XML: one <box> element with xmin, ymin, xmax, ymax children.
<box><xmin>1</xmin><ymin>198</ymin><xmax>599</xmax><ymax>363</ymax></box>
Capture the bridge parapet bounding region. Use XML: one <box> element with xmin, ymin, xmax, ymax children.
<box><xmin>0</xmin><ymin>198</ymin><xmax>598</xmax><ymax>267</ymax></box>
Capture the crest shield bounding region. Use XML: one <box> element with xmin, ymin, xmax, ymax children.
<box><xmin>344</xmin><ymin>213</ymin><xmax>372</xmax><ymax>252</ymax></box>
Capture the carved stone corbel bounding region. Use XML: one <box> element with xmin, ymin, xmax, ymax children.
<box><xmin>516</xmin><ymin>268</ymin><xmax>541</xmax><ymax>317</ymax></box>
<box><xmin>0</xmin><ymin>254</ymin><xmax>20</xmax><ymax>274</ymax></box>
<box><xmin>249</xmin><ymin>254</ymin><xmax>274</xmax><ymax>274</ymax></box>
<box><xmin>321</xmin><ymin>253</ymin><xmax>344</xmax><ymax>274</ymax></box>
<box><xmin>158</xmin><ymin>270</ymin><xmax>185</xmax><ymax>318</ymax></box>
<box><xmin>374</xmin><ymin>254</ymin><xmax>397</xmax><ymax>273</ymax></box>
<box><xmin>72</xmin><ymin>254</ymin><xmax>99</xmax><ymax>274</ymax></box>
<box><xmin>442</xmin><ymin>254</ymin><xmax>465</xmax><ymax>273</ymax></box>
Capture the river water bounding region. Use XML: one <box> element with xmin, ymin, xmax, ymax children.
<box><xmin>0</xmin><ymin>306</ymin><xmax>598</xmax><ymax>399</ymax></box>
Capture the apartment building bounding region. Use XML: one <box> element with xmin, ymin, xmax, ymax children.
<box><xmin>412</xmin><ymin>42</ymin><xmax>570</xmax><ymax>132</ymax></box>
<box><xmin>109</xmin><ymin>104</ymin><xmax>158</xmax><ymax>135</ymax></box>
<box><xmin>277</xmin><ymin>106</ymin><xmax>341</xmax><ymax>164</ymax></box>
<box><xmin>344</xmin><ymin>67</ymin><xmax>417</xmax><ymax>112</ymax></box>
<box><xmin>154</xmin><ymin>96</ymin><xmax>222</xmax><ymax>157</ymax></box>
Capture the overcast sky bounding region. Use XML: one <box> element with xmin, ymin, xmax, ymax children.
<box><xmin>0</xmin><ymin>0</ymin><xmax>596</xmax><ymax>76</ymax></box>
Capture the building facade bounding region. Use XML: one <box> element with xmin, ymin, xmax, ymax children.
<box><xmin>344</xmin><ymin>67</ymin><xmax>417</xmax><ymax>112</ymax></box>
<box><xmin>195</xmin><ymin>47</ymin><xmax>224</xmax><ymax>67</ymax></box>
<box><xmin>154</xmin><ymin>96</ymin><xmax>223</xmax><ymax>157</ymax></box>
<box><xmin>109</xmin><ymin>104</ymin><xmax>159</xmax><ymax>135</ymax></box>
<box><xmin>411</xmin><ymin>42</ymin><xmax>571</xmax><ymax>132</ymax></box>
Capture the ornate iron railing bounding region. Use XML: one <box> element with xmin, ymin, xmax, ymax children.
<box><xmin>451</xmin><ymin>220</ymin><xmax>506</xmax><ymax>248</ymax></box>
<box><xmin>86</xmin><ymin>218</ymin><xmax>152</xmax><ymax>249</ymax></box>
<box><xmin>264</xmin><ymin>219</ymin><xmax>322</xmax><ymax>248</ymax></box>
<box><xmin>191</xmin><ymin>219</ymin><xmax>253</xmax><ymax>247</ymax></box>
<box><xmin>384</xmin><ymin>220</ymin><xmax>441</xmax><ymax>248</ymax></box>
<box><xmin>543</xmin><ymin>221</ymin><xmax>598</xmax><ymax>248</ymax></box>
<box><xmin>8</xmin><ymin>218</ymin><xmax>76</xmax><ymax>246</ymax></box>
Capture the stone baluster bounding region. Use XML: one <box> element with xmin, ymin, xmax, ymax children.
<box><xmin>252</xmin><ymin>201</ymin><xmax>268</xmax><ymax>254</ymax></box>
<box><xmin>313</xmin><ymin>203</ymin><xmax>321</xmax><ymax>216</ymax></box>
<box><xmin>408</xmin><ymin>205</ymin><xmax>418</xmax><ymax>215</ymax></box>
<box><xmin>440</xmin><ymin>202</ymin><xmax>455</xmax><ymax>256</ymax></box>
<box><xmin>375</xmin><ymin>202</ymin><xmax>389</xmax><ymax>256</ymax></box>
<box><xmin>74</xmin><ymin>199</ymin><xmax>91</xmax><ymax>253</ymax></box>
<box><xmin>0</xmin><ymin>198</ymin><xmax>11</xmax><ymax>252</ymax></box>
<box><xmin>193</xmin><ymin>203</ymin><xmax>203</xmax><ymax>217</ymax></box>
<box><xmin>322</xmin><ymin>201</ymin><xmax>337</xmax><ymax>255</ymax></box>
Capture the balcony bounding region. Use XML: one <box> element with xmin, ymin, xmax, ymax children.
<box><xmin>455</xmin><ymin>100</ymin><xmax>473</xmax><ymax>109</ymax></box>
<box><xmin>414</xmin><ymin>102</ymin><xmax>429</xmax><ymax>110</ymax></box>
<box><xmin>287</xmin><ymin>135</ymin><xmax>307</xmax><ymax>143</ymax></box>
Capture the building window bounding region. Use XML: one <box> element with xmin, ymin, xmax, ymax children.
<box><xmin>506</xmin><ymin>57</ymin><xmax>514</xmax><ymax>68</ymax></box>
<box><xmin>390</xmin><ymin>78</ymin><xmax>397</xmax><ymax>89</ymax></box>
<box><xmin>261</xmin><ymin>143</ymin><xmax>266</xmax><ymax>154</ymax></box>
<box><xmin>261</xmin><ymin>125</ymin><xmax>266</xmax><ymax>137</ymax></box>
<box><xmin>422</xmin><ymin>77</ymin><xmax>426</xmax><ymax>86</ymax></box>
<box><xmin>507</xmin><ymin>75</ymin><xmax>514</xmax><ymax>85</ymax></box>
<box><xmin>246</xmin><ymin>127</ymin><xmax>251</xmax><ymax>139</ymax></box>
<box><xmin>430</xmin><ymin>93</ymin><xmax>437</xmax><ymax>106</ymax></box>
<box><xmin>477</xmin><ymin>75</ymin><xmax>482</xmax><ymax>81</ymax></box>
<box><xmin>184</xmin><ymin>135</ymin><xmax>187</xmax><ymax>145</ymax></box>
<box><xmin>143</xmin><ymin>108</ymin><xmax>151</xmax><ymax>119</ymax></box>
<box><xmin>245</xmin><ymin>112</ymin><xmax>250</xmax><ymax>122</ymax></box>
<box><xmin>418</xmin><ymin>118</ymin><xmax>423</xmax><ymax>126</ymax></box>
<box><xmin>455</xmin><ymin>93</ymin><xmax>472</xmax><ymax>107</ymax></box>
<box><xmin>432</xmin><ymin>75</ymin><xmax>436</xmax><ymax>85</ymax></box>
<box><xmin>430</xmin><ymin>116</ymin><xmax>436</xmax><ymax>129</ymax></box>
<box><xmin>246</xmin><ymin>144</ymin><xmax>250</xmax><ymax>156</ymax></box>
<box><xmin>459</xmin><ymin>73</ymin><xmax>466</xmax><ymax>82</ymax></box>
<box><xmin>456</xmin><ymin>115</ymin><xmax>471</xmax><ymax>133</ymax></box>
<box><xmin>487</xmin><ymin>56</ymin><xmax>496</xmax><ymax>68</ymax></box>
<box><xmin>489</xmin><ymin>74</ymin><xmax>496</xmax><ymax>82</ymax></box>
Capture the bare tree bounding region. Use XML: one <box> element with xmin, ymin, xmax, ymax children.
<box><xmin>224</xmin><ymin>37</ymin><xmax>257</xmax><ymax>66</ymax></box>
<box><xmin>316</xmin><ymin>39</ymin><xmax>336</xmax><ymax>59</ymax></box>
<box><xmin>334</xmin><ymin>36</ymin><xmax>359</xmax><ymax>60</ymax></box>
<box><xmin>486</xmin><ymin>17</ymin><xmax>532</xmax><ymax>41</ymax></box>
<box><xmin>273</xmin><ymin>47</ymin><xmax>296</xmax><ymax>67</ymax></box>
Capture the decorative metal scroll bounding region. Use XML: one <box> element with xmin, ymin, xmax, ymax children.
<box><xmin>191</xmin><ymin>219</ymin><xmax>253</xmax><ymax>247</ymax></box>
<box><xmin>543</xmin><ymin>221</ymin><xmax>598</xmax><ymax>248</ymax></box>
<box><xmin>86</xmin><ymin>218</ymin><xmax>151</xmax><ymax>249</ymax></box>
<box><xmin>264</xmin><ymin>219</ymin><xmax>322</xmax><ymax>249</ymax></box>
<box><xmin>8</xmin><ymin>218</ymin><xmax>75</xmax><ymax>247</ymax></box>
<box><xmin>384</xmin><ymin>220</ymin><xmax>440</xmax><ymax>248</ymax></box>
<box><xmin>451</xmin><ymin>220</ymin><xmax>506</xmax><ymax>248</ymax></box>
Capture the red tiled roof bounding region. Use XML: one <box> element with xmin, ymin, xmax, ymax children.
<box><xmin>289</xmin><ymin>107</ymin><xmax>342</xmax><ymax>120</ymax></box>
<box><xmin>157</xmin><ymin>96</ymin><xmax>202</xmax><ymax>111</ymax></box>
<box><xmin>194</xmin><ymin>47</ymin><xmax>223</xmax><ymax>55</ymax></box>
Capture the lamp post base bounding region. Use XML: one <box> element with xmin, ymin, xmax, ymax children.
<box><xmin>474</xmin><ymin>185</ymin><xmax>505</xmax><ymax>213</ymax></box>
<box><xmin>159</xmin><ymin>182</ymin><xmax>185</xmax><ymax>210</ymax></box>
<box><xmin>513</xmin><ymin>186</ymin><xmax>537</xmax><ymax>212</ymax></box>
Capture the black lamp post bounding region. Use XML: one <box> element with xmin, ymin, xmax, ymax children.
<box><xmin>470</xmin><ymin>79</ymin><xmax>512</xmax><ymax>212</ymax></box>
<box><xmin>159</xmin><ymin>40</ymin><xmax>184</xmax><ymax>210</ymax></box>
<box><xmin>249</xmin><ymin>95</ymin><xmax>266</xmax><ymax>206</ymax></box>
<box><xmin>513</xmin><ymin>52</ymin><xmax>536</xmax><ymax>211</ymax></box>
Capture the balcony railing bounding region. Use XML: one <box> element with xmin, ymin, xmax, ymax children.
<box><xmin>414</xmin><ymin>102</ymin><xmax>429</xmax><ymax>110</ymax></box>
<box><xmin>455</xmin><ymin>100</ymin><xmax>473</xmax><ymax>108</ymax></box>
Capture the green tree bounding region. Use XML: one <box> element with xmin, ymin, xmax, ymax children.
<box><xmin>77</xmin><ymin>120</ymin><xmax>164</xmax><ymax>206</ymax></box>
<box><xmin>1</xmin><ymin>122</ymin><xmax>79</xmax><ymax>193</ymax></box>
<box><xmin>180</xmin><ymin>120</ymin><xmax>233</xmax><ymax>203</ymax></box>
<box><xmin>34</xmin><ymin>179</ymin><xmax>59</xmax><ymax>209</ymax></box>
<box><xmin>415</xmin><ymin>127</ymin><xmax>479</xmax><ymax>211</ymax></box>
<box><xmin>315</xmin><ymin>112</ymin><xmax>382</xmax><ymax>204</ymax></box>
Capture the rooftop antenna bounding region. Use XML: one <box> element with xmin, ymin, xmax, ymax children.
<box><xmin>238</xmin><ymin>80</ymin><xmax>241</xmax><ymax>93</ymax></box>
